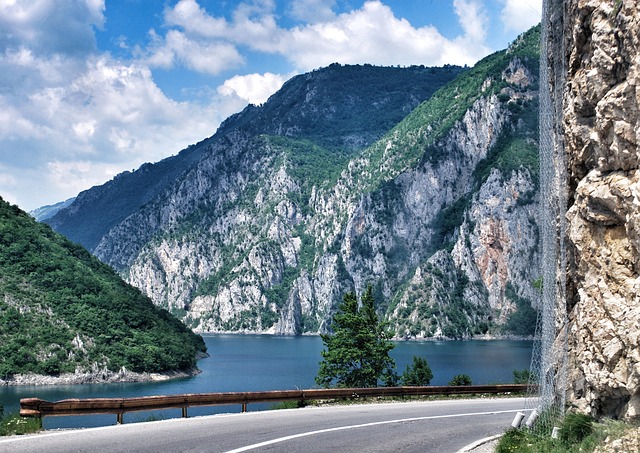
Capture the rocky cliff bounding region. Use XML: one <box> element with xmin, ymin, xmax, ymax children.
<box><xmin>46</xmin><ymin>30</ymin><xmax>542</xmax><ymax>340</ymax></box>
<box><xmin>547</xmin><ymin>0</ymin><xmax>640</xmax><ymax>420</ymax></box>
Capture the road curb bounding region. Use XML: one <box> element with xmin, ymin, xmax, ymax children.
<box><xmin>456</xmin><ymin>433</ymin><xmax>503</xmax><ymax>452</ymax></box>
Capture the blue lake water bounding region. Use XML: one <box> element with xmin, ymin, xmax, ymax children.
<box><xmin>0</xmin><ymin>335</ymin><xmax>532</xmax><ymax>429</ymax></box>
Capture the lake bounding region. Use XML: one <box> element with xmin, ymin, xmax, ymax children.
<box><xmin>0</xmin><ymin>335</ymin><xmax>532</xmax><ymax>429</ymax></box>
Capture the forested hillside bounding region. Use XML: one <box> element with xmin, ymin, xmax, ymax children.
<box><xmin>44</xmin><ymin>26</ymin><xmax>541</xmax><ymax>339</ymax></box>
<box><xmin>0</xmin><ymin>197</ymin><xmax>206</xmax><ymax>379</ymax></box>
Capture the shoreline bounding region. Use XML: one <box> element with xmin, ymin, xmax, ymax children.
<box><xmin>0</xmin><ymin>367</ymin><xmax>201</xmax><ymax>387</ymax></box>
<box><xmin>195</xmin><ymin>330</ymin><xmax>534</xmax><ymax>342</ymax></box>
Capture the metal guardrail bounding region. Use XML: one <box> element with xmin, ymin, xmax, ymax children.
<box><xmin>20</xmin><ymin>384</ymin><xmax>531</xmax><ymax>425</ymax></box>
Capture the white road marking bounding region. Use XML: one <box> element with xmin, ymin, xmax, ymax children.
<box><xmin>223</xmin><ymin>409</ymin><xmax>524</xmax><ymax>453</ymax></box>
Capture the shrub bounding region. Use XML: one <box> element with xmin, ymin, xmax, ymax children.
<box><xmin>448</xmin><ymin>374</ymin><xmax>472</xmax><ymax>386</ymax></box>
<box><xmin>401</xmin><ymin>356</ymin><xmax>433</xmax><ymax>386</ymax></box>
<box><xmin>0</xmin><ymin>413</ymin><xmax>42</xmax><ymax>436</ymax></box>
<box><xmin>513</xmin><ymin>369</ymin><xmax>533</xmax><ymax>384</ymax></box>
<box><xmin>495</xmin><ymin>428</ymin><xmax>533</xmax><ymax>453</ymax></box>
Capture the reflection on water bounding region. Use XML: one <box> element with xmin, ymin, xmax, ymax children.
<box><xmin>0</xmin><ymin>335</ymin><xmax>532</xmax><ymax>429</ymax></box>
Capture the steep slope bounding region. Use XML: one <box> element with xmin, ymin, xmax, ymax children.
<box><xmin>45</xmin><ymin>64</ymin><xmax>465</xmax><ymax>252</ymax></box>
<box><xmin>0</xmin><ymin>197</ymin><xmax>206</xmax><ymax>381</ymax></box>
<box><xmin>45</xmin><ymin>145</ymin><xmax>205</xmax><ymax>251</ymax></box>
<box><xmin>47</xmin><ymin>27</ymin><xmax>541</xmax><ymax>339</ymax></box>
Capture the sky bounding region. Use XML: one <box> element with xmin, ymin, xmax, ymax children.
<box><xmin>0</xmin><ymin>0</ymin><xmax>542</xmax><ymax>211</ymax></box>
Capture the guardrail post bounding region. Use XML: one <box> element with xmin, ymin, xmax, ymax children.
<box><xmin>117</xmin><ymin>412</ymin><xmax>124</xmax><ymax>425</ymax></box>
<box><xmin>242</xmin><ymin>402</ymin><xmax>247</xmax><ymax>412</ymax></box>
<box><xmin>182</xmin><ymin>406</ymin><xmax>188</xmax><ymax>418</ymax></box>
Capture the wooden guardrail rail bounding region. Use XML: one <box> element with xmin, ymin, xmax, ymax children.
<box><xmin>20</xmin><ymin>384</ymin><xmax>531</xmax><ymax>425</ymax></box>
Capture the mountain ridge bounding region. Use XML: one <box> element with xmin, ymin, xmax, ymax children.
<box><xmin>44</xmin><ymin>26</ymin><xmax>541</xmax><ymax>339</ymax></box>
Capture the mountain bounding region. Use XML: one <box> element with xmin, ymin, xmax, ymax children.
<box><xmin>29</xmin><ymin>197</ymin><xmax>75</xmax><ymax>222</ymax></box>
<box><xmin>45</xmin><ymin>64</ymin><xmax>465</xmax><ymax>252</ymax></box>
<box><xmin>0</xmin><ymin>197</ymin><xmax>206</xmax><ymax>380</ymax></box>
<box><xmin>45</xmin><ymin>27</ymin><xmax>541</xmax><ymax>339</ymax></box>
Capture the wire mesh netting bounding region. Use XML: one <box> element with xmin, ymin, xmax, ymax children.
<box><xmin>523</xmin><ymin>0</ymin><xmax>569</xmax><ymax>435</ymax></box>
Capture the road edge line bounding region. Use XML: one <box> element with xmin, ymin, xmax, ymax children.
<box><xmin>457</xmin><ymin>433</ymin><xmax>503</xmax><ymax>452</ymax></box>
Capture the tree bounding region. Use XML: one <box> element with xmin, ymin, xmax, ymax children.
<box><xmin>401</xmin><ymin>356</ymin><xmax>433</xmax><ymax>386</ymax></box>
<box><xmin>316</xmin><ymin>286</ymin><xmax>397</xmax><ymax>388</ymax></box>
<box><xmin>448</xmin><ymin>374</ymin><xmax>472</xmax><ymax>386</ymax></box>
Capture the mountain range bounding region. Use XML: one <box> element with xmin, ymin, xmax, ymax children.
<box><xmin>43</xmin><ymin>26</ymin><xmax>541</xmax><ymax>339</ymax></box>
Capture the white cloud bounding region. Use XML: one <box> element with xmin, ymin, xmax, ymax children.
<box><xmin>454</xmin><ymin>0</ymin><xmax>488</xmax><ymax>43</ymax></box>
<box><xmin>0</xmin><ymin>0</ymin><xmax>105</xmax><ymax>55</ymax></box>
<box><xmin>500</xmin><ymin>0</ymin><xmax>543</xmax><ymax>33</ymax></box>
<box><xmin>280</xmin><ymin>1</ymin><xmax>490</xmax><ymax>70</ymax></box>
<box><xmin>164</xmin><ymin>0</ymin><xmax>282</xmax><ymax>48</ymax></box>
<box><xmin>164</xmin><ymin>0</ymin><xmax>229</xmax><ymax>37</ymax></box>
<box><xmin>218</xmin><ymin>72</ymin><xmax>289</xmax><ymax>105</ymax></box>
<box><xmin>163</xmin><ymin>30</ymin><xmax>245</xmax><ymax>75</ymax></box>
<box><xmin>288</xmin><ymin>0</ymin><xmax>336</xmax><ymax>23</ymax></box>
<box><xmin>161</xmin><ymin>0</ymin><xmax>491</xmax><ymax>73</ymax></box>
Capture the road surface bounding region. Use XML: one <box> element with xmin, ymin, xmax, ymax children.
<box><xmin>0</xmin><ymin>397</ymin><xmax>529</xmax><ymax>452</ymax></box>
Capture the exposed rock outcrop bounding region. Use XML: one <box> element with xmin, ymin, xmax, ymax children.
<box><xmin>0</xmin><ymin>366</ymin><xmax>200</xmax><ymax>386</ymax></box>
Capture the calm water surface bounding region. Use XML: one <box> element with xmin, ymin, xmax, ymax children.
<box><xmin>0</xmin><ymin>335</ymin><xmax>532</xmax><ymax>429</ymax></box>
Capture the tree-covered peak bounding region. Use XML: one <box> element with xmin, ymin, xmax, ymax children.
<box><xmin>217</xmin><ymin>63</ymin><xmax>467</xmax><ymax>150</ymax></box>
<box><xmin>0</xmin><ymin>197</ymin><xmax>206</xmax><ymax>378</ymax></box>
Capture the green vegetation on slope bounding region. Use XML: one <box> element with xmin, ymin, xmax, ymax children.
<box><xmin>0</xmin><ymin>197</ymin><xmax>206</xmax><ymax>378</ymax></box>
<box><xmin>221</xmin><ymin>63</ymin><xmax>467</xmax><ymax>151</ymax></box>
<box><xmin>496</xmin><ymin>413</ymin><xmax>639</xmax><ymax>453</ymax></box>
<box><xmin>363</xmin><ymin>25</ymin><xmax>540</xmax><ymax>190</ymax></box>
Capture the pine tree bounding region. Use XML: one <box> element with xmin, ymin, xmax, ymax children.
<box><xmin>316</xmin><ymin>286</ymin><xmax>397</xmax><ymax>388</ymax></box>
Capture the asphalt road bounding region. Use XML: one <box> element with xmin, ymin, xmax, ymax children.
<box><xmin>0</xmin><ymin>397</ymin><xmax>529</xmax><ymax>452</ymax></box>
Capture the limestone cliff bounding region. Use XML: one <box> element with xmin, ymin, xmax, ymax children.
<box><xmin>46</xmin><ymin>32</ymin><xmax>542</xmax><ymax>341</ymax></box>
<box><xmin>548</xmin><ymin>0</ymin><xmax>640</xmax><ymax>420</ymax></box>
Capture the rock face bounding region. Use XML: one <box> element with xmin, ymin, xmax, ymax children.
<box><xmin>551</xmin><ymin>0</ymin><xmax>640</xmax><ymax>420</ymax></box>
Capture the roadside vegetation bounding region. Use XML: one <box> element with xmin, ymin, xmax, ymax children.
<box><xmin>315</xmin><ymin>287</ymin><xmax>533</xmax><ymax>390</ymax></box>
<box><xmin>496</xmin><ymin>411</ymin><xmax>639</xmax><ymax>453</ymax></box>
<box><xmin>0</xmin><ymin>405</ymin><xmax>41</xmax><ymax>436</ymax></box>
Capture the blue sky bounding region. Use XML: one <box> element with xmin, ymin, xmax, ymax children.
<box><xmin>0</xmin><ymin>0</ymin><xmax>541</xmax><ymax>211</ymax></box>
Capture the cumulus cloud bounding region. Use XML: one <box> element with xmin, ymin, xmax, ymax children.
<box><xmin>0</xmin><ymin>0</ymin><xmax>105</xmax><ymax>55</ymax></box>
<box><xmin>163</xmin><ymin>0</ymin><xmax>281</xmax><ymax>46</ymax></box>
<box><xmin>500</xmin><ymin>0</ymin><xmax>543</xmax><ymax>33</ymax></box>
<box><xmin>0</xmin><ymin>50</ymin><xmax>235</xmax><ymax>209</ymax></box>
<box><xmin>281</xmin><ymin>1</ymin><xmax>491</xmax><ymax>69</ymax></box>
<box><xmin>218</xmin><ymin>72</ymin><xmax>289</xmax><ymax>104</ymax></box>
<box><xmin>145</xmin><ymin>29</ymin><xmax>245</xmax><ymax>74</ymax></box>
<box><xmin>454</xmin><ymin>0</ymin><xmax>488</xmax><ymax>43</ymax></box>
<box><xmin>162</xmin><ymin>0</ymin><xmax>490</xmax><ymax>72</ymax></box>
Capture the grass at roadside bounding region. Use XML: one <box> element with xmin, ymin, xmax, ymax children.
<box><xmin>495</xmin><ymin>411</ymin><xmax>639</xmax><ymax>453</ymax></box>
<box><xmin>0</xmin><ymin>413</ymin><xmax>42</xmax><ymax>436</ymax></box>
